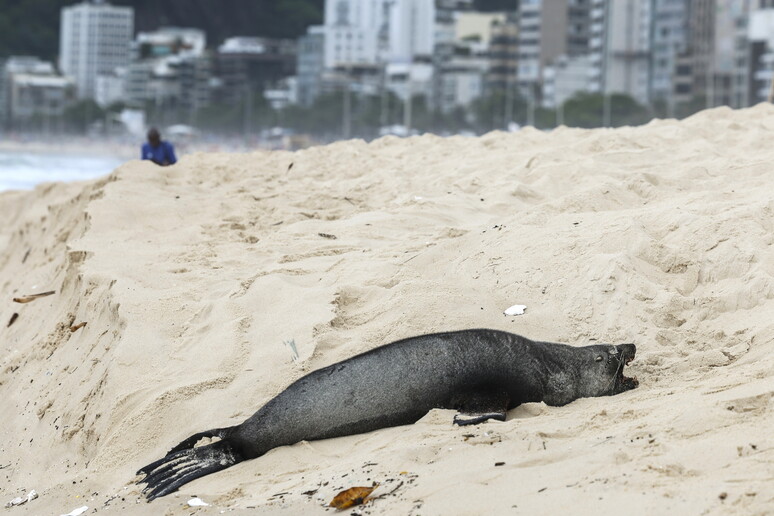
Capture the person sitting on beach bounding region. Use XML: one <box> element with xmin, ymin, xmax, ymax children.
<box><xmin>141</xmin><ymin>128</ymin><xmax>177</xmax><ymax>166</ymax></box>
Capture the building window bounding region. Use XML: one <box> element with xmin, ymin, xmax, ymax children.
<box><xmin>675</xmin><ymin>84</ymin><xmax>690</xmax><ymax>94</ymax></box>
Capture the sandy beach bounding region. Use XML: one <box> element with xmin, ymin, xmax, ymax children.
<box><xmin>1</xmin><ymin>105</ymin><xmax>772</xmax><ymax>515</ymax></box>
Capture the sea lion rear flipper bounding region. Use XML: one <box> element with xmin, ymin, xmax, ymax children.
<box><xmin>136</xmin><ymin>426</ymin><xmax>234</xmax><ymax>476</ymax></box>
<box><xmin>165</xmin><ymin>426</ymin><xmax>232</xmax><ymax>454</ymax></box>
<box><xmin>137</xmin><ymin>439</ymin><xmax>244</xmax><ymax>501</ymax></box>
<box><xmin>452</xmin><ymin>390</ymin><xmax>509</xmax><ymax>426</ymax></box>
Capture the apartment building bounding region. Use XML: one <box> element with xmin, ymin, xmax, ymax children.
<box><xmin>59</xmin><ymin>0</ymin><xmax>133</xmax><ymax>99</ymax></box>
<box><xmin>216</xmin><ymin>37</ymin><xmax>297</xmax><ymax>105</ymax></box>
<box><xmin>124</xmin><ymin>28</ymin><xmax>211</xmax><ymax>114</ymax></box>
<box><xmin>650</xmin><ymin>0</ymin><xmax>689</xmax><ymax>109</ymax></box>
<box><xmin>748</xmin><ymin>7</ymin><xmax>774</xmax><ymax>103</ymax></box>
<box><xmin>2</xmin><ymin>57</ymin><xmax>74</xmax><ymax>126</ymax></box>
<box><xmin>602</xmin><ymin>0</ymin><xmax>652</xmax><ymax>105</ymax></box>
<box><xmin>323</xmin><ymin>0</ymin><xmax>435</xmax><ymax>68</ymax></box>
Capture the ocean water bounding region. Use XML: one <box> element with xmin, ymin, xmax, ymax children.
<box><xmin>0</xmin><ymin>150</ymin><xmax>126</xmax><ymax>192</ymax></box>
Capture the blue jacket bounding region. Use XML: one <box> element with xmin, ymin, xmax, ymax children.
<box><xmin>141</xmin><ymin>141</ymin><xmax>177</xmax><ymax>166</ymax></box>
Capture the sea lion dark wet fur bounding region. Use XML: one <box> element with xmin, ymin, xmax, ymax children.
<box><xmin>137</xmin><ymin>329</ymin><xmax>638</xmax><ymax>500</ymax></box>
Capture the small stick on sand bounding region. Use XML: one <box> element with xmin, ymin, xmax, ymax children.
<box><xmin>13</xmin><ymin>291</ymin><xmax>56</xmax><ymax>303</ymax></box>
<box><xmin>69</xmin><ymin>322</ymin><xmax>87</xmax><ymax>332</ymax></box>
<box><xmin>7</xmin><ymin>313</ymin><xmax>19</xmax><ymax>327</ymax></box>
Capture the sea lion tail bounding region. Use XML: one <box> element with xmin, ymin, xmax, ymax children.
<box><xmin>136</xmin><ymin>427</ymin><xmax>243</xmax><ymax>501</ymax></box>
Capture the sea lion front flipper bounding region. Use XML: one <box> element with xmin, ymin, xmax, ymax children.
<box><xmin>452</xmin><ymin>389</ymin><xmax>509</xmax><ymax>426</ymax></box>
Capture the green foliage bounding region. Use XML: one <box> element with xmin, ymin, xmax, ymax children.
<box><xmin>562</xmin><ymin>92</ymin><xmax>650</xmax><ymax>128</ymax></box>
<box><xmin>0</xmin><ymin>0</ymin><xmax>71</xmax><ymax>60</ymax></box>
<box><xmin>563</xmin><ymin>93</ymin><xmax>604</xmax><ymax>128</ymax></box>
<box><xmin>106</xmin><ymin>101</ymin><xmax>127</xmax><ymax>113</ymax></box>
<box><xmin>280</xmin><ymin>91</ymin><xmax>475</xmax><ymax>139</ymax></box>
<box><xmin>470</xmin><ymin>89</ymin><xmax>526</xmax><ymax>132</ymax></box>
<box><xmin>182</xmin><ymin>88</ymin><xmax>273</xmax><ymax>135</ymax></box>
<box><xmin>282</xmin><ymin>92</ymin><xmax>349</xmax><ymax>138</ymax></box>
<box><xmin>607</xmin><ymin>94</ymin><xmax>651</xmax><ymax>126</ymax></box>
<box><xmin>534</xmin><ymin>107</ymin><xmax>557</xmax><ymax>130</ymax></box>
<box><xmin>674</xmin><ymin>95</ymin><xmax>707</xmax><ymax>119</ymax></box>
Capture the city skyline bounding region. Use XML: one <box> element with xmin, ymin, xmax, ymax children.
<box><xmin>2</xmin><ymin>0</ymin><xmax>774</xmax><ymax>140</ymax></box>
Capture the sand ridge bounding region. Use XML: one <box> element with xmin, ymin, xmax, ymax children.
<box><xmin>1</xmin><ymin>105</ymin><xmax>773</xmax><ymax>514</ymax></box>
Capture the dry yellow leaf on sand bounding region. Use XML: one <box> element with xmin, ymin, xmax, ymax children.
<box><xmin>328</xmin><ymin>484</ymin><xmax>379</xmax><ymax>510</ymax></box>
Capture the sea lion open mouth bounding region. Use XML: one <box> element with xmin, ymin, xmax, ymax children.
<box><xmin>616</xmin><ymin>345</ymin><xmax>638</xmax><ymax>391</ymax></box>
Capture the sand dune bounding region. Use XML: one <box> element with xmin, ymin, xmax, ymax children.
<box><xmin>1</xmin><ymin>105</ymin><xmax>772</xmax><ymax>515</ymax></box>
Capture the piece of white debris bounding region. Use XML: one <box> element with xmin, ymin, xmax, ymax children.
<box><xmin>188</xmin><ymin>497</ymin><xmax>209</xmax><ymax>507</ymax></box>
<box><xmin>60</xmin><ymin>506</ymin><xmax>88</xmax><ymax>516</ymax></box>
<box><xmin>5</xmin><ymin>496</ymin><xmax>24</xmax><ymax>508</ymax></box>
<box><xmin>503</xmin><ymin>304</ymin><xmax>527</xmax><ymax>316</ymax></box>
<box><xmin>4</xmin><ymin>490</ymin><xmax>37</xmax><ymax>508</ymax></box>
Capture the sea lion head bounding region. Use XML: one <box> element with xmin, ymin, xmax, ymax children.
<box><xmin>578</xmin><ymin>343</ymin><xmax>638</xmax><ymax>398</ymax></box>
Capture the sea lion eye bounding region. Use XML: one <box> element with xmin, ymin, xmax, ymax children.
<box><xmin>595</xmin><ymin>355</ymin><xmax>603</xmax><ymax>362</ymax></box>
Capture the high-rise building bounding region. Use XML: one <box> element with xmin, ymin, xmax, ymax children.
<box><xmin>59</xmin><ymin>1</ymin><xmax>134</xmax><ymax>99</ymax></box>
<box><xmin>726</xmin><ymin>0</ymin><xmax>774</xmax><ymax>108</ymax></box>
<box><xmin>517</xmin><ymin>0</ymin><xmax>568</xmax><ymax>98</ymax></box>
<box><xmin>650</xmin><ymin>0</ymin><xmax>689</xmax><ymax>111</ymax></box>
<box><xmin>747</xmin><ymin>7</ymin><xmax>774</xmax><ymax>104</ymax></box>
<box><xmin>123</xmin><ymin>28</ymin><xmax>211</xmax><ymax>115</ymax></box>
<box><xmin>486</xmin><ymin>14</ymin><xmax>519</xmax><ymax>93</ymax></box>
<box><xmin>323</xmin><ymin>0</ymin><xmax>435</xmax><ymax>68</ymax></box>
<box><xmin>517</xmin><ymin>0</ymin><xmax>595</xmax><ymax>103</ymax></box>
<box><xmin>681</xmin><ymin>0</ymin><xmax>754</xmax><ymax>109</ymax></box>
<box><xmin>216</xmin><ymin>37</ymin><xmax>297</xmax><ymax>106</ymax></box>
<box><xmin>600</xmin><ymin>0</ymin><xmax>652</xmax><ymax>105</ymax></box>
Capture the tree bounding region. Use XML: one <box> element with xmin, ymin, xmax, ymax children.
<box><xmin>471</xmin><ymin>89</ymin><xmax>527</xmax><ymax>133</ymax></box>
<box><xmin>562</xmin><ymin>93</ymin><xmax>650</xmax><ymax>128</ymax></box>
<box><xmin>674</xmin><ymin>95</ymin><xmax>707</xmax><ymax>119</ymax></box>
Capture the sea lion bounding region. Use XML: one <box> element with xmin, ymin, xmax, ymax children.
<box><xmin>137</xmin><ymin>329</ymin><xmax>638</xmax><ymax>500</ymax></box>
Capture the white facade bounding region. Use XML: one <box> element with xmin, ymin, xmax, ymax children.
<box><xmin>135</xmin><ymin>27</ymin><xmax>206</xmax><ymax>59</ymax></box>
<box><xmin>650</xmin><ymin>0</ymin><xmax>689</xmax><ymax>106</ymax></box>
<box><xmin>588</xmin><ymin>0</ymin><xmax>606</xmax><ymax>93</ymax></box>
<box><xmin>386</xmin><ymin>61</ymin><xmax>433</xmax><ymax>100</ymax></box>
<box><xmin>219</xmin><ymin>37</ymin><xmax>267</xmax><ymax>55</ymax></box>
<box><xmin>389</xmin><ymin>0</ymin><xmax>435</xmax><ymax>62</ymax></box>
<box><xmin>517</xmin><ymin>0</ymin><xmax>542</xmax><ymax>85</ymax></box>
<box><xmin>749</xmin><ymin>8</ymin><xmax>774</xmax><ymax>102</ymax></box>
<box><xmin>95</xmin><ymin>67</ymin><xmax>125</xmax><ymax>107</ymax></box>
<box><xmin>9</xmin><ymin>74</ymin><xmax>74</xmax><ymax>121</ymax></box>
<box><xmin>598</xmin><ymin>0</ymin><xmax>651</xmax><ymax>105</ymax></box>
<box><xmin>323</xmin><ymin>0</ymin><xmax>435</xmax><ymax>68</ymax></box>
<box><xmin>3</xmin><ymin>57</ymin><xmax>74</xmax><ymax>123</ymax></box>
<box><xmin>264</xmin><ymin>77</ymin><xmax>298</xmax><ymax>109</ymax></box>
<box><xmin>439</xmin><ymin>54</ymin><xmax>487</xmax><ymax>111</ymax></box>
<box><xmin>59</xmin><ymin>1</ymin><xmax>134</xmax><ymax>99</ymax></box>
<box><xmin>5</xmin><ymin>57</ymin><xmax>56</xmax><ymax>76</ymax></box>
